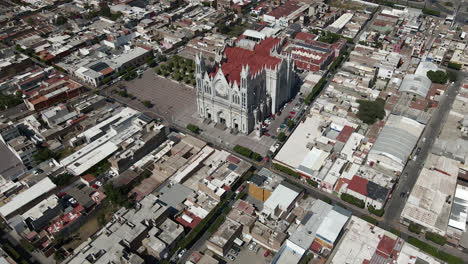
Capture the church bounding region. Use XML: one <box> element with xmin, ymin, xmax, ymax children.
<box><xmin>195</xmin><ymin>34</ymin><xmax>296</xmax><ymax>134</ymax></box>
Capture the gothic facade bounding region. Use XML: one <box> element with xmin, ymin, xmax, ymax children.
<box><xmin>195</xmin><ymin>37</ymin><xmax>295</xmax><ymax>134</ymax></box>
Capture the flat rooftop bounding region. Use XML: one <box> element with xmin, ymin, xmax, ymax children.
<box><xmin>401</xmin><ymin>154</ymin><xmax>459</xmax><ymax>235</ymax></box>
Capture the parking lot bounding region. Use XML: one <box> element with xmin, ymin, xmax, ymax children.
<box><xmin>224</xmin><ymin>241</ymin><xmax>274</xmax><ymax>264</ymax></box>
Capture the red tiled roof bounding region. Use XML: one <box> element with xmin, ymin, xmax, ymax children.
<box><xmin>295</xmin><ymin>32</ymin><xmax>316</xmax><ymax>42</ymax></box>
<box><xmin>176</xmin><ymin>210</ymin><xmax>202</xmax><ymax>229</ymax></box>
<box><xmin>219</xmin><ymin>37</ymin><xmax>282</xmax><ymax>84</ymax></box>
<box><xmin>267</xmin><ymin>1</ymin><xmax>301</xmax><ymax>19</ymax></box>
<box><xmin>336</xmin><ymin>125</ymin><xmax>354</xmax><ymax>143</ymax></box>
<box><xmin>236</xmin><ymin>200</ymin><xmax>255</xmax><ymax>215</ymax></box>
<box><xmin>377</xmin><ymin>235</ymin><xmax>396</xmax><ymax>257</ymax></box>
<box><xmin>227</xmin><ymin>155</ymin><xmax>240</xmax><ymax>164</ymax></box>
<box><xmin>310</xmin><ymin>241</ymin><xmax>323</xmax><ymax>252</ymax></box>
<box><xmin>347</xmin><ymin>175</ymin><xmax>368</xmax><ymax>196</ymax></box>
<box><xmin>81</xmin><ymin>174</ymin><xmax>96</xmax><ymax>182</ymax></box>
<box><xmin>70</xmin><ymin>115</ymin><xmax>87</xmax><ymax>125</ymax></box>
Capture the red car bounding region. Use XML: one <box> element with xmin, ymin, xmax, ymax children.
<box><xmin>264</xmin><ymin>132</ymin><xmax>271</xmax><ymax>137</ymax></box>
<box><xmin>290</xmin><ymin>111</ymin><xmax>296</xmax><ymax>115</ymax></box>
<box><xmin>236</xmin><ymin>185</ymin><xmax>245</xmax><ymax>193</ymax></box>
<box><xmin>264</xmin><ymin>250</ymin><xmax>270</xmax><ymax>257</ymax></box>
<box><xmin>276</xmin><ymin>111</ymin><xmax>282</xmax><ymax>116</ymax></box>
<box><xmin>288</xmin><ymin>115</ymin><xmax>293</xmax><ymax>119</ymax></box>
<box><xmin>58</xmin><ymin>192</ymin><xmax>66</xmax><ymax>198</ymax></box>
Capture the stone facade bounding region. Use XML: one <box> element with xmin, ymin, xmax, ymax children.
<box><xmin>195</xmin><ymin>38</ymin><xmax>295</xmax><ymax>134</ymax></box>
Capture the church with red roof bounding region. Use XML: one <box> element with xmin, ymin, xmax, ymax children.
<box><xmin>195</xmin><ymin>32</ymin><xmax>296</xmax><ymax>134</ymax></box>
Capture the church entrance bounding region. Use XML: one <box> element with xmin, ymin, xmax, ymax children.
<box><xmin>217</xmin><ymin>111</ymin><xmax>226</xmax><ymax>125</ymax></box>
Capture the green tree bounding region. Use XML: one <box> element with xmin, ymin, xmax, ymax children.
<box><xmin>142</xmin><ymin>100</ymin><xmax>152</xmax><ymax>108</ymax></box>
<box><xmin>55</xmin><ymin>15</ymin><xmax>67</xmax><ymax>25</ymax></box>
<box><xmin>277</xmin><ymin>132</ymin><xmax>286</xmax><ymax>142</ymax></box>
<box><xmin>356</xmin><ymin>98</ymin><xmax>386</xmax><ymax>125</ymax></box>
<box><xmin>33</xmin><ymin>146</ymin><xmax>55</xmax><ymax>163</ymax></box>
<box><xmin>447</xmin><ymin>71</ymin><xmax>457</xmax><ymax>82</ymax></box>
<box><xmin>448</xmin><ymin>62</ymin><xmax>461</xmax><ymax>70</ymax></box>
<box><xmin>426</xmin><ymin>70</ymin><xmax>447</xmax><ymax>84</ymax></box>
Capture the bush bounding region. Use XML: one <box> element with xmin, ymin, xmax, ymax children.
<box><xmin>273</xmin><ymin>163</ymin><xmax>300</xmax><ymax>178</ymax></box>
<box><xmin>426</xmin><ymin>70</ymin><xmax>447</xmax><ymax>84</ymax></box>
<box><xmin>341</xmin><ymin>193</ymin><xmax>365</xmax><ymax>208</ymax></box>
<box><xmin>390</xmin><ymin>227</ymin><xmax>401</xmax><ymax>236</ymax></box>
<box><xmin>142</xmin><ymin>100</ymin><xmax>152</xmax><ymax>108</ymax></box>
<box><xmin>368</xmin><ymin>205</ymin><xmax>385</xmax><ymax>217</ymax></box>
<box><xmin>448</xmin><ymin>62</ymin><xmax>461</xmax><ymax>70</ymax></box>
<box><xmin>4</xmin><ymin>245</ymin><xmax>20</xmax><ymax>259</ymax></box>
<box><xmin>362</xmin><ymin>215</ymin><xmax>379</xmax><ymax>226</ymax></box>
<box><xmin>277</xmin><ymin>132</ymin><xmax>286</xmax><ymax>142</ymax></box>
<box><xmin>422</xmin><ymin>8</ymin><xmax>440</xmax><ymax>16</ymax></box>
<box><xmin>425</xmin><ymin>232</ymin><xmax>446</xmax><ymax>246</ymax></box>
<box><xmin>19</xmin><ymin>239</ymin><xmax>34</xmax><ymax>252</ymax></box>
<box><xmin>408</xmin><ymin>222</ymin><xmax>422</xmax><ymax>234</ymax></box>
<box><xmin>251</xmin><ymin>152</ymin><xmax>262</xmax><ymax>161</ymax></box>
<box><xmin>306</xmin><ymin>178</ymin><xmax>318</xmax><ymax>188</ymax></box>
<box><xmin>208</xmin><ymin>214</ymin><xmax>225</xmax><ymax>233</ymax></box>
<box><xmin>318</xmin><ymin>31</ymin><xmax>341</xmax><ymax>44</ymax></box>
<box><xmin>102</xmin><ymin>77</ymin><xmax>112</xmax><ymax>84</ymax></box>
<box><xmin>186</xmin><ymin>124</ymin><xmax>200</xmax><ymax>134</ymax></box>
<box><xmin>49</xmin><ymin>173</ymin><xmax>73</xmax><ymax>186</ymax></box>
<box><xmin>233</xmin><ymin>145</ymin><xmax>262</xmax><ymax>161</ymax></box>
<box><xmin>356</xmin><ymin>98</ymin><xmax>386</xmax><ymax>124</ymax></box>
<box><xmin>407</xmin><ymin>237</ymin><xmax>462</xmax><ymax>264</ymax></box>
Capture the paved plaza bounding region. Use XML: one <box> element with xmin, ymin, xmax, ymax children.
<box><xmin>109</xmin><ymin>69</ymin><xmax>278</xmax><ymax>156</ymax></box>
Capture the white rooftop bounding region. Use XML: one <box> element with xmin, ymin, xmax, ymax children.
<box><xmin>275</xmin><ymin>114</ymin><xmax>325</xmax><ymax>169</ymax></box>
<box><xmin>263</xmin><ymin>183</ymin><xmax>300</xmax><ymax>214</ymax></box>
<box><xmin>0</xmin><ymin>178</ymin><xmax>56</xmax><ymax>218</ymax></box>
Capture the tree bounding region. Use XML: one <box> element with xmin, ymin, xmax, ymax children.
<box><xmin>49</xmin><ymin>173</ymin><xmax>73</xmax><ymax>186</ymax></box>
<box><xmin>447</xmin><ymin>71</ymin><xmax>457</xmax><ymax>82</ymax></box>
<box><xmin>55</xmin><ymin>15</ymin><xmax>67</xmax><ymax>25</ymax></box>
<box><xmin>155</xmin><ymin>67</ymin><xmax>162</xmax><ymax>75</ymax></box>
<box><xmin>33</xmin><ymin>146</ymin><xmax>55</xmax><ymax>163</ymax></box>
<box><xmin>426</xmin><ymin>70</ymin><xmax>447</xmax><ymax>84</ymax></box>
<box><xmin>187</xmin><ymin>124</ymin><xmax>200</xmax><ymax>134</ymax></box>
<box><xmin>277</xmin><ymin>132</ymin><xmax>286</xmax><ymax>142</ymax></box>
<box><xmin>448</xmin><ymin>62</ymin><xmax>461</xmax><ymax>70</ymax></box>
<box><xmin>287</xmin><ymin>119</ymin><xmax>294</xmax><ymax>129</ymax></box>
<box><xmin>142</xmin><ymin>100</ymin><xmax>152</xmax><ymax>108</ymax></box>
<box><xmin>356</xmin><ymin>98</ymin><xmax>386</xmax><ymax>125</ymax></box>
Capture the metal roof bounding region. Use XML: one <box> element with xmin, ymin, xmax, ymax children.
<box><xmin>399</xmin><ymin>74</ymin><xmax>432</xmax><ymax>98</ymax></box>
<box><xmin>369</xmin><ymin>115</ymin><xmax>425</xmax><ymax>168</ymax></box>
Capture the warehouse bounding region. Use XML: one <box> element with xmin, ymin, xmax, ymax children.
<box><xmin>367</xmin><ymin>115</ymin><xmax>425</xmax><ymax>172</ymax></box>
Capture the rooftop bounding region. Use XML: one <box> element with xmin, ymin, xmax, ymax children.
<box><xmin>216</xmin><ymin>37</ymin><xmax>282</xmax><ymax>85</ymax></box>
<box><xmin>401</xmin><ymin>154</ymin><xmax>459</xmax><ymax>235</ymax></box>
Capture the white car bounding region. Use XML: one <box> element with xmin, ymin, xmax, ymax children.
<box><xmin>264</xmin><ymin>119</ymin><xmax>272</xmax><ymax>125</ymax></box>
<box><xmin>95</xmin><ymin>181</ymin><xmax>102</xmax><ymax>187</ymax></box>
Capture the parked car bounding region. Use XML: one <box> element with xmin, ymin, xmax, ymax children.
<box><xmin>227</xmin><ymin>254</ymin><xmax>235</xmax><ymax>261</ymax></box>
<box><xmin>263</xmin><ymin>132</ymin><xmax>271</xmax><ymax>137</ymax></box>
<box><xmin>264</xmin><ymin>250</ymin><xmax>271</xmax><ymax>257</ymax></box>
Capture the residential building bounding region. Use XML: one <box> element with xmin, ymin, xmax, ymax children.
<box><xmin>206</xmin><ymin>218</ymin><xmax>242</xmax><ymax>256</ymax></box>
